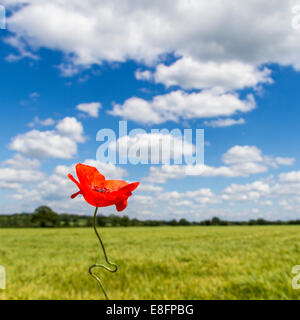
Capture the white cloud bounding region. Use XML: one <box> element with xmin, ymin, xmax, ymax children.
<box><xmin>40</xmin><ymin>118</ymin><xmax>55</xmax><ymax>126</ymax></box>
<box><xmin>0</xmin><ymin>155</ymin><xmax>43</xmax><ymax>190</ymax></box>
<box><xmin>28</xmin><ymin>116</ymin><xmax>55</xmax><ymax>127</ymax></box>
<box><xmin>135</xmin><ymin>69</ymin><xmax>153</xmax><ymax>81</ymax></box>
<box><xmin>3</xmin><ymin>154</ymin><xmax>40</xmax><ymax>169</ymax></box>
<box><xmin>151</xmin><ymin>57</ymin><xmax>272</xmax><ymax>90</ymax></box>
<box><xmin>155</xmin><ymin>188</ymin><xmax>218</xmax><ymax>206</ymax></box>
<box><xmin>109</xmin><ymin>90</ymin><xmax>255</xmax><ymax>124</ymax></box>
<box><xmin>55</xmin><ymin>117</ymin><xmax>85</xmax><ymax>142</ymax></box>
<box><xmin>204</xmin><ymin>118</ymin><xmax>246</xmax><ymax>128</ymax></box>
<box><xmin>4</xmin><ymin>36</ymin><xmax>39</xmax><ymax>62</ymax></box>
<box><xmin>5</xmin><ymin>1</ymin><xmax>300</xmax><ymax>71</ymax></box>
<box><xmin>279</xmin><ymin>170</ymin><xmax>300</xmax><ymax>183</ymax></box>
<box><xmin>185</xmin><ymin>188</ymin><xmax>219</xmax><ymax>204</ymax></box>
<box><xmin>29</xmin><ymin>92</ymin><xmax>40</xmax><ymax>99</ymax></box>
<box><xmin>10</xmin><ymin>117</ymin><xmax>85</xmax><ymax>159</ymax></box>
<box><xmin>222</xmin><ymin>145</ymin><xmax>263</xmax><ymax>164</ymax></box>
<box><xmin>109</xmin><ymin>132</ymin><xmax>195</xmax><ymax>164</ymax></box>
<box><xmin>146</xmin><ymin>162</ymin><xmax>268</xmax><ymax>184</ymax></box>
<box><xmin>219</xmin><ymin>171</ymin><xmax>300</xmax><ymax>214</ymax></box>
<box><xmin>0</xmin><ymin>181</ymin><xmax>22</xmax><ymax>190</ymax></box>
<box><xmin>228</xmin><ymin>162</ymin><xmax>268</xmax><ymax>176</ymax></box>
<box><xmin>0</xmin><ymin>167</ymin><xmax>44</xmax><ymax>183</ymax></box>
<box><xmin>146</xmin><ymin>145</ymin><xmax>292</xmax><ymax>183</ymax></box>
<box><xmin>223</xmin><ymin>181</ymin><xmax>271</xmax><ymax>201</ymax></box>
<box><xmin>57</xmin><ymin>63</ymin><xmax>81</xmax><ymax>77</ymax></box>
<box><xmin>76</xmin><ymin>102</ymin><xmax>101</xmax><ymax>118</ymax></box>
<box><xmin>10</xmin><ymin>130</ymin><xmax>78</xmax><ymax>159</ymax></box>
<box><xmin>262</xmin><ymin>200</ymin><xmax>272</xmax><ymax>206</ymax></box>
<box><xmin>138</xmin><ymin>184</ymin><xmax>163</xmax><ymax>193</ymax></box>
<box><xmin>275</xmin><ymin>157</ymin><xmax>295</xmax><ymax>166</ymax></box>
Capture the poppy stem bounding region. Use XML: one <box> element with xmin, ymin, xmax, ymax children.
<box><xmin>89</xmin><ymin>207</ymin><xmax>118</xmax><ymax>300</ymax></box>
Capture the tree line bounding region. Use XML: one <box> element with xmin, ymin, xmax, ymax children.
<box><xmin>0</xmin><ymin>206</ymin><xmax>300</xmax><ymax>228</ymax></box>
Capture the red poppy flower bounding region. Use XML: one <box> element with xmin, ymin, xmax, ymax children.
<box><xmin>68</xmin><ymin>163</ymin><xmax>139</xmax><ymax>212</ymax></box>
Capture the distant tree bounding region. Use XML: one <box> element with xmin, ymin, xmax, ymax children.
<box><xmin>202</xmin><ymin>220</ymin><xmax>211</xmax><ymax>226</ymax></box>
<box><xmin>97</xmin><ymin>215</ymin><xmax>107</xmax><ymax>227</ymax></box>
<box><xmin>178</xmin><ymin>218</ymin><xmax>190</xmax><ymax>226</ymax></box>
<box><xmin>110</xmin><ymin>214</ymin><xmax>121</xmax><ymax>227</ymax></box>
<box><xmin>169</xmin><ymin>219</ymin><xmax>178</xmax><ymax>226</ymax></box>
<box><xmin>131</xmin><ymin>218</ymin><xmax>141</xmax><ymax>226</ymax></box>
<box><xmin>256</xmin><ymin>218</ymin><xmax>267</xmax><ymax>225</ymax></box>
<box><xmin>120</xmin><ymin>215</ymin><xmax>131</xmax><ymax>227</ymax></box>
<box><xmin>220</xmin><ymin>220</ymin><xmax>229</xmax><ymax>226</ymax></box>
<box><xmin>211</xmin><ymin>217</ymin><xmax>221</xmax><ymax>225</ymax></box>
<box><xmin>31</xmin><ymin>206</ymin><xmax>60</xmax><ymax>228</ymax></box>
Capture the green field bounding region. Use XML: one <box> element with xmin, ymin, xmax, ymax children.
<box><xmin>0</xmin><ymin>226</ymin><xmax>300</xmax><ymax>300</ymax></box>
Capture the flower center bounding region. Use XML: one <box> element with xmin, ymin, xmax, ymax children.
<box><xmin>93</xmin><ymin>186</ymin><xmax>110</xmax><ymax>193</ymax></box>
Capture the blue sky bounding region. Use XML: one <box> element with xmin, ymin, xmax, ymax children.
<box><xmin>1</xmin><ymin>1</ymin><xmax>300</xmax><ymax>221</ymax></box>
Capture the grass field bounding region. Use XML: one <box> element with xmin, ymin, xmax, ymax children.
<box><xmin>0</xmin><ymin>226</ymin><xmax>300</xmax><ymax>300</ymax></box>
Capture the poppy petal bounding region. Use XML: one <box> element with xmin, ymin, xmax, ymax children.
<box><xmin>104</xmin><ymin>180</ymin><xmax>128</xmax><ymax>191</ymax></box>
<box><xmin>116</xmin><ymin>199</ymin><xmax>128</xmax><ymax>212</ymax></box>
<box><xmin>71</xmin><ymin>191</ymin><xmax>81</xmax><ymax>199</ymax></box>
<box><xmin>76</xmin><ymin>163</ymin><xmax>105</xmax><ymax>188</ymax></box>
<box><xmin>119</xmin><ymin>182</ymin><xmax>140</xmax><ymax>195</ymax></box>
<box><xmin>68</xmin><ymin>174</ymin><xmax>81</xmax><ymax>189</ymax></box>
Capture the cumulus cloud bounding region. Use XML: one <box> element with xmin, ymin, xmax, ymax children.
<box><xmin>279</xmin><ymin>170</ymin><xmax>300</xmax><ymax>183</ymax></box>
<box><xmin>10</xmin><ymin>130</ymin><xmax>78</xmax><ymax>159</ymax></box>
<box><xmin>146</xmin><ymin>162</ymin><xmax>268</xmax><ymax>184</ymax></box>
<box><xmin>0</xmin><ymin>155</ymin><xmax>44</xmax><ymax>190</ymax></box>
<box><xmin>0</xmin><ymin>181</ymin><xmax>22</xmax><ymax>190</ymax></box>
<box><xmin>146</xmin><ymin>145</ymin><xmax>294</xmax><ymax>183</ymax></box>
<box><xmin>55</xmin><ymin>117</ymin><xmax>85</xmax><ymax>142</ymax></box>
<box><xmin>151</xmin><ymin>58</ymin><xmax>272</xmax><ymax>91</ymax></box>
<box><xmin>204</xmin><ymin>118</ymin><xmax>246</xmax><ymax>128</ymax></box>
<box><xmin>76</xmin><ymin>102</ymin><xmax>101</xmax><ymax>118</ymax></box>
<box><xmin>5</xmin><ymin>1</ymin><xmax>300</xmax><ymax>70</ymax></box>
<box><xmin>221</xmin><ymin>171</ymin><xmax>300</xmax><ymax>211</ymax></box>
<box><xmin>109</xmin><ymin>90</ymin><xmax>255</xmax><ymax>124</ymax></box>
<box><xmin>10</xmin><ymin>117</ymin><xmax>85</xmax><ymax>159</ymax></box>
<box><xmin>138</xmin><ymin>184</ymin><xmax>163</xmax><ymax>193</ymax></box>
<box><xmin>109</xmin><ymin>132</ymin><xmax>195</xmax><ymax>164</ymax></box>
<box><xmin>0</xmin><ymin>167</ymin><xmax>44</xmax><ymax>183</ymax></box>
<box><xmin>222</xmin><ymin>181</ymin><xmax>271</xmax><ymax>201</ymax></box>
<box><xmin>222</xmin><ymin>146</ymin><xmax>296</xmax><ymax>167</ymax></box>
<box><xmin>3</xmin><ymin>154</ymin><xmax>41</xmax><ymax>169</ymax></box>
<box><xmin>222</xmin><ymin>145</ymin><xmax>263</xmax><ymax>164</ymax></box>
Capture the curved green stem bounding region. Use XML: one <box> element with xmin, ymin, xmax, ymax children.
<box><xmin>89</xmin><ymin>207</ymin><xmax>118</xmax><ymax>300</ymax></box>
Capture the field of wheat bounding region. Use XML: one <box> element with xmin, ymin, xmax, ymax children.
<box><xmin>0</xmin><ymin>226</ymin><xmax>300</xmax><ymax>300</ymax></box>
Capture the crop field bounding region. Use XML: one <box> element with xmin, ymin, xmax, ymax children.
<box><xmin>0</xmin><ymin>226</ymin><xmax>300</xmax><ymax>300</ymax></box>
